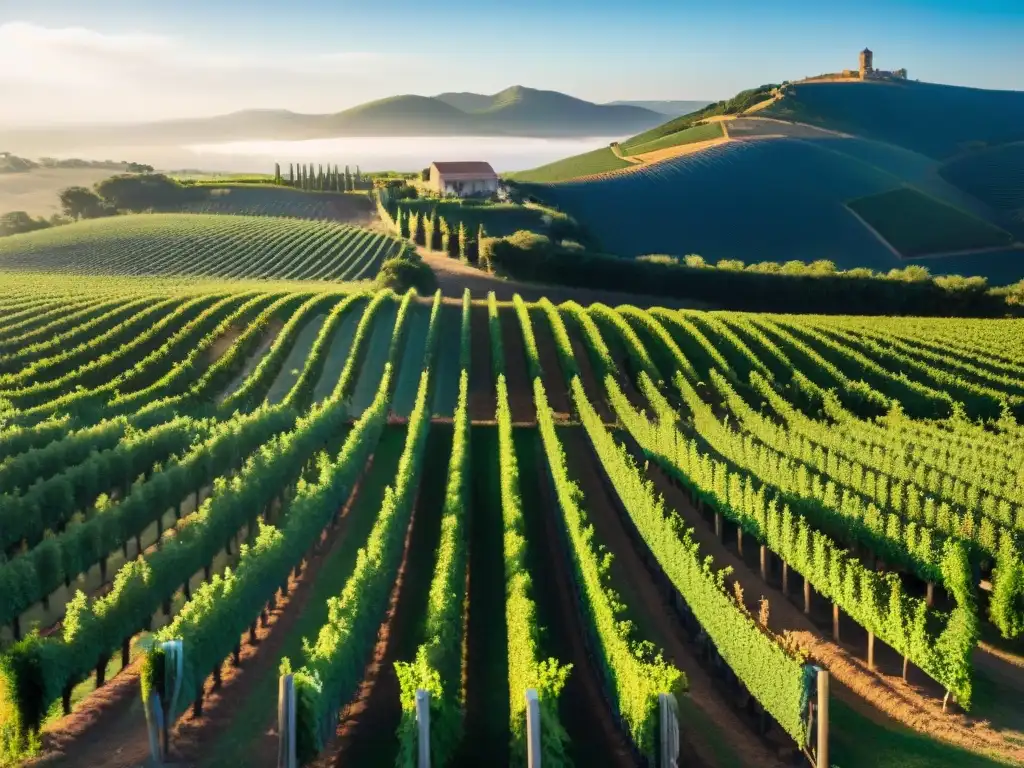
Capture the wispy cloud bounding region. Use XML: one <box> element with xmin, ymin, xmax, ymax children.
<box><xmin>0</xmin><ymin>22</ymin><xmax>403</xmax><ymax>125</ymax></box>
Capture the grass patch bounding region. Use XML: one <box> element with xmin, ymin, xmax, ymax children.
<box><xmin>847</xmin><ymin>187</ymin><xmax>1015</xmax><ymax>257</ymax></box>
<box><xmin>831</xmin><ymin>700</ymin><xmax>1016</xmax><ymax>768</ymax></box>
<box><xmin>509</xmin><ymin>147</ymin><xmax>632</xmax><ymax>184</ymax></box>
<box><xmin>623</xmin><ymin>122</ymin><xmax>724</xmax><ymax>157</ymax></box>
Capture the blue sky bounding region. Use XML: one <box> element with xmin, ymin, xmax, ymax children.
<box><xmin>1</xmin><ymin>0</ymin><xmax>1021</xmax><ymax>124</ymax></box>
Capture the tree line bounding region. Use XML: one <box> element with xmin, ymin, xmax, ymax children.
<box><xmin>275</xmin><ymin>162</ymin><xmax>371</xmax><ymax>192</ymax></box>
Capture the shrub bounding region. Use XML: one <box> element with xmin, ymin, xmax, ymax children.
<box><xmin>375</xmin><ymin>248</ymin><xmax>437</xmax><ymax>294</ymax></box>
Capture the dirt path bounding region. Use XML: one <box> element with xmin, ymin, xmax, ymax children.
<box><xmin>518</xmin><ymin>429</ymin><xmax>637</xmax><ymax>768</ymax></box>
<box><xmin>499</xmin><ymin>306</ymin><xmax>536</xmax><ymax>423</ymax></box>
<box><xmin>325</xmin><ymin>428</ymin><xmax>448</xmax><ymax>767</ymax></box>
<box><xmin>421</xmin><ymin>251</ymin><xmax>710</xmax><ymax>310</ymax></box>
<box><xmin>468</xmin><ymin>305</ymin><xmax>495</xmax><ymax>421</ymax></box>
<box><xmin>640</xmin><ymin>457</ymin><xmax>1024</xmax><ymax>764</ymax></box>
<box><xmin>558</xmin><ymin>427</ymin><xmax>786</xmax><ymax>768</ymax></box>
<box><xmin>528</xmin><ymin>307</ymin><xmax>571</xmax><ymax>416</ymax></box>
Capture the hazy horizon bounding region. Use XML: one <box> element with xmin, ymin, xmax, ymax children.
<box><xmin>3</xmin><ymin>0</ymin><xmax>1023</xmax><ymax>128</ymax></box>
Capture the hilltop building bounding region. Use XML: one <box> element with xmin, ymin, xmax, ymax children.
<box><xmin>858</xmin><ymin>48</ymin><xmax>907</xmax><ymax>81</ymax></box>
<box><xmin>428</xmin><ymin>161</ymin><xmax>498</xmax><ymax>198</ymax></box>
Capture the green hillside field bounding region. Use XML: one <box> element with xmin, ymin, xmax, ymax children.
<box><xmin>0</xmin><ymin>213</ymin><xmax>402</xmax><ymax>281</ymax></box>
<box><xmin>847</xmin><ymin>187</ymin><xmax>1016</xmax><ymax>257</ymax></box>
<box><xmin>621</xmin><ymin>121</ymin><xmax>724</xmax><ymax>157</ymax></box>
<box><xmin>765</xmin><ymin>80</ymin><xmax>1024</xmax><ymax>159</ymax></box>
<box><xmin>521</xmin><ymin>138</ymin><xmax>1024</xmax><ymax>284</ymax></box>
<box><xmin>508</xmin><ymin>146</ymin><xmax>632</xmax><ymax>183</ymax></box>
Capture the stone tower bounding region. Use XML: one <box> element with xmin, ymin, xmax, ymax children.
<box><xmin>859</xmin><ymin>48</ymin><xmax>874</xmax><ymax>79</ymax></box>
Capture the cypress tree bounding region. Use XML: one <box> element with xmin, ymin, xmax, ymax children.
<box><xmin>430</xmin><ymin>209</ymin><xmax>442</xmax><ymax>251</ymax></box>
<box><xmin>355</xmin><ymin>165</ymin><xmax>362</xmax><ymax>186</ymax></box>
<box><xmin>423</xmin><ymin>210</ymin><xmax>435</xmax><ymax>251</ymax></box>
<box><xmin>274</xmin><ymin>163</ymin><xmax>281</xmax><ymax>184</ymax></box>
<box><xmin>289</xmin><ymin>163</ymin><xmax>294</xmax><ymax>185</ymax></box>
<box><xmin>440</xmin><ymin>218</ymin><xmax>451</xmax><ymax>257</ymax></box>
<box><xmin>344</xmin><ymin>165</ymin><xmax>352</xmax><ymax>192</ymax></box>
<box><xmin>458</xmin><ymin>221</ymin><xmax>469</xmax><ymax>262</ymax></box>
<box><xmin>474</xmin><ymin>223</ymin><xmax>486</xmax><ymax>267</ymax></box>
<box><xmin>412</xmin><ymin>211</ymin><xmax>424</xmax><ymax>246</ymax></box>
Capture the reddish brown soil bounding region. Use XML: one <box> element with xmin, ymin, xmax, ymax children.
<box><xmin>640</xmin><ymin>454</ymin><xmax>1024</xmax><ymax>763</ymax></box>
<box><xmin>562</xmin><ymin>315</ymin><xmax>613</xmax><ymax>423</ymax></box>
<box><xmin>558</xmin><ymin>427</ymin><xmax>786</xmax><ymax>768</ymax></box>
<box><xmin>528</xmin><ymin>308</ymin><xmax>572</xmax><ymax>417</ymax></box>
<box><xmin>498</xmin><ymin>307</ymin><xmax>536</xmax><ymax>424</ymax></box>
<box><xmin>468</xmin><ymin>304</ymin><xmax>495</xmax><ymax>421</ymax></box>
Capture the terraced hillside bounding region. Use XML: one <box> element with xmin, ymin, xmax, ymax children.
<box><xmin>0</xmin><ymin>214</ymin><xmax>403</xmax><ymax>281</ymax></box>
<box><xmin>0</xmin><ymin>274</ymin><xmax>1022</xmax><ymax>768</ymax></box>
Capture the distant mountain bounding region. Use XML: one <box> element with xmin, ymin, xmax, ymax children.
<box><xmin>0</xmin><ymin>87</ymin><xmax>667</xmax><ymax>153</ymax></box>
<box><xmin>608</xmin><ymin>100</ymin><xmax>714</xmax><ymax>116</ymax></box>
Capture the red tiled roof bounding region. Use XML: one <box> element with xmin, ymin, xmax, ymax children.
<box><xmin>431</xmin><ymin>161</ymin><xmax>497</xmax><ymax>177</ymax></box>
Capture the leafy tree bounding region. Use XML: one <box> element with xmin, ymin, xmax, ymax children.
<box><xmin>94</xmin><ymin>174</ymin><xmax>198</xmax><ymax>212</ymax></box>
<box><xmin>59</xmin><ymin>186</ymin><xmax>108</xmax><ymax>220</ymax></box>
<box><xmin>0</xmin><ymin>211</ymin><xmax>51</xmax><ymax>237</ymax></box>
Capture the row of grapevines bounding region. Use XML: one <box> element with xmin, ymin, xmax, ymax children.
<box><xmin>773</xmin><ymin>319</ymin><xmax>967</xmax><ymax>419</ymax></box>
<box><xmin>2</xmin><ymin>293</ymin><xmax>255</xmax><ymax>423</ymax></box>
<box><xmin>0</xmin><ymin>296</ymin><xmax>158</xmax><ymax>372</ymax></box>
<box><xmin>512</xmin><ymin>295</ymin><xmax>543</xmax><ymax>381</ymax></box>
<box><xmin>535</xmin><ymin>298</ymin><xmax>579</xmax><ymax>388</ymax></box>
<box><xmin>559</xmin><ymin>302</ymin><xmax>615</xmax><ymax>381</ymax></box>
<box><xmin>587</xmin><ymin>304</ymin><xmax>660</xmax><ymax>383</ymax></box>
<box><xmin>715</xmin><ymin>371</ymin><xmax>1020</xmax><ymax>549</ymax></box>
<box><xmin>395</xmin><ymin>369</ymin><xmax>471</xmax><ymax>767</ymax></box>
<box><xmin>534</xmin><ymin>377</ymin><xmax>681</xmax><ymax>760</ymax></box>
<box><xmin>747</xmin><ymin>372</ymin><xmax>1024</xmax><ymax>518</ymax></box>
<box><xmin>618</xmin><ymin>306</ymin><xmax>699</xmax><ymax>384</ymax></box>
<box><xmin>0</xmin><ymin>355</ymin><xmax>365</xmax><ymax>748</ymax></box>
<box><xmin>292</xmin><ymin>366</ymin><xmax>433</xmax><ymax>763</ymax></box>
<box><xmin>620</xmin><ymin>371</ymin><xmax>979</xmax><ymax>707</ymax></box>
<box><xmin>576</xmin><ymin>375</ymin><xmax>810</xmax><ymax>745</ymax></box>
<box><xmin>488</xmin><ymin>292</ymin><xmax>505</xmax><ymax>379</ymax></box>
<box><xmin>495</xmin><ymin>373</ymin><xmax>571</xmax><ymax>765</ymax></box>
<box><xmin>0</xmin><ymin>294</ymin><xmax>226</xmax><ymax>406</ymax></box>
<box><xmin>282</xmin><ymin>293</ymin><xmax>371</xmax><ymax>412</ymax></box>
<box><xmin>0</xmin><ymin>298</ymin><xmax>183</xmax><ymax>389</ymax></box>
<box><xmin>648</xmin><ymin>309</ymin><xmax>731</xmax><ymax>378</ymax></box>
<box><xmin>792</xmin><ymin>320</ymin><xmax>1013</xmax><ymax>420</ymax></box>
<box><xmin>740</xmin><ymin>316</ymin><xmax>890</xmax><ymax>417</ymax></box>
<box><xmin>218</xmin><ymin>293</ymin><xmax>340</xmax><ymax>413</ymax></box>
<box><xmin>0</xmin><ymin>406</ymin><xmax>298</xmax><ymax>630</ymax></box>
<box><xmin>0</xmin><ymin>296</ymin><xmax>116</xmax><ymax>351</ymax></box>
<box><xmin>142</xmin><ymin>367</ymin><xmax>394</xmax><ymax>720</ymax></box>
<box><xmin>109</xmin><ymin>293</ymin><xmax>306</xmax><ymax>414</ymax></box>
<box><xmin>682</xmin><ymin>311</ymin><xmax>773</xmax><ymax>383</ymax></box>
<box><xmin>0</xmin><ymin>415</ymin><xmax>211</xmax><ymax>554</ymax></box>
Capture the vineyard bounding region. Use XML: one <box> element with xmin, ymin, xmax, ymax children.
<box><xmin>173</xmin><ymin>185</ymin><xmax>375</xmax><ymax>222</ymax></box>
<box><xmin>0</xmin><ymin>215</ymin><xmax>403</xmax><ymax>282</ymax></box>
<box><xmin>0</xmin><ymin>273</ymin><xmax>1023</xmax><ymax>768</ymax></box>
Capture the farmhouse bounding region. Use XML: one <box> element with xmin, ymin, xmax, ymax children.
<box><xmin>428</xmin><ymin>161</ymin><xmax>499</xmax><ymax>198</ymax></box>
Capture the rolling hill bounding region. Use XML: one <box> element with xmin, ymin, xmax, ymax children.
<box><xmin>0</xmin><ymin>87</ymin><xmax>667</xmax><ymax>154</ymax></box>
<box><xmin>607</xmin><ymin>99</ymin><xmax>714</xmax><ymax>116</ymax></box>
<box><xmin>515</xmin><ymin>79</ymin><xmax>1024</xmax><ymax>282</ymax></box>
